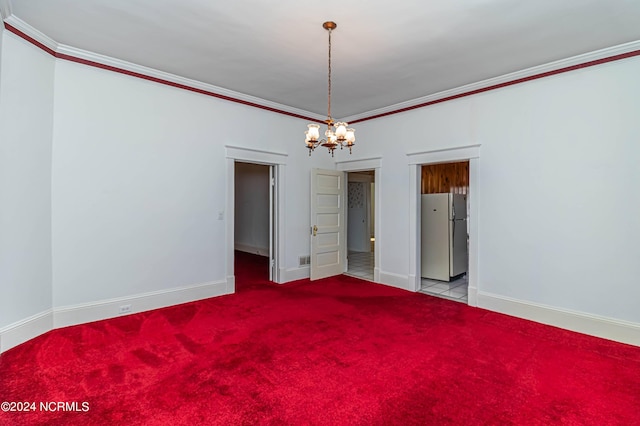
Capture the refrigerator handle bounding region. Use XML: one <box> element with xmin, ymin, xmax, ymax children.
<box><xmin>452</xmin><ymin>201</ymin><xmax>456</xmax><ymax>221</ymax></box>
<box><xmin>452</xmin><ymin>216</ymin><xmax>455</xmax><ymax>241</ymax></box>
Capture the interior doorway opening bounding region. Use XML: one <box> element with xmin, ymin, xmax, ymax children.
<box><xmin>345</xmin><ymin>170</ymin><xmax>375</xmax><ymax>281</ymax></box>
<box><xmin>234</xmin><ymin>161</ymin><xmax>276</xmax><ymax>286</ymax></box>
<box><xmin>418</xmin><ymin>161</ymin><xmax>469</xmax><ymax>303</ymax></box>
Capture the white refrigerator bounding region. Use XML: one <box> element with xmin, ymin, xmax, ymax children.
<box><xmin>421</xmin><ymin>194</ymin><xmax>468</xmax><ymax>281</ymax></box>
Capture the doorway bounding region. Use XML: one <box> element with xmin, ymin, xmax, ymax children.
<box><xmin>418</xmin><ymin>162</ymin><xmax>469</xmax><ymax>303</ymax></box>
<box><xmin>408</xmin><ymin>145</ymin><xmax>479</xmax><ymax>305</ymax></box>
<box><xmin>234</xmin><ymin>162</ymin><xmax>273</xmax><ymax>284</ymax></box>
<box><xmin>225</xmin><ymin>146</ymin><xmax>286</xmax><ymax>291</ymax></box>
<box><xmin>345</xmin><ymin>171</ymin><xmax>375</xmax><ymax>281</ymax></box>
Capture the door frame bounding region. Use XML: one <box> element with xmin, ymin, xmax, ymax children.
<box><xmin>225</xmin><ymin>146</ymin><xmax>287</xmax><ymax>290</ymax></box>
<box><xmin>408</xmin><ymin>144</ymin><xmax>480</xmax><ymax>306</ymax></box>
<box><xmin>336</xmin><ymin>157</ymin><xmax>381</xmax><ymax>283</ymax></box>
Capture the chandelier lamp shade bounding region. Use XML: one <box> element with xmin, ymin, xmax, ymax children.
<box><xmin>305</xmin><ymin>22</ymin><xmax>355</xmax><ymax>157</ymax></box>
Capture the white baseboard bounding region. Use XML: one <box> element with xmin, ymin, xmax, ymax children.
<box><xmin>235</xmin><ymin>243</ymin><xmax>269</xmax><ymax>257</ymax></box>
<box><xmin>0</xmin><ymin>279</ymin><xmax>231</xmax><ymax>354</ymax></box>
<box><xmin>477</xmin><ymin>291</ymin><xmax>640</xmax><ymax>347</ymax></box>
<box><xmin>281</xmin><ymin>266</ymin><xmax>309</xmax><ymax>282</ymax></box>
<box><xmin>378</xmin><ymin>270</ymin><xmax>411</xmax><ymax>291</ymax></box>
<box><xmin>0</xmin><ymin>309</ymin><xmax>53</xmax><ymax>353</ymax></box>
<box><xmin>54</xmin><ymin>279</ymin><xmax>229</xmax><ymax>329</ymax></box>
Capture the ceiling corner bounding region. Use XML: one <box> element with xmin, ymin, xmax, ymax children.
<box><xmin>0</xmin><ymin>0</ymin><xmax>12</xmax><ymax>21</ymax></box>
<box><xmin>4</xmin><ymin>14</ymin><xmax>60</xmax><ymax>54</ymax></box>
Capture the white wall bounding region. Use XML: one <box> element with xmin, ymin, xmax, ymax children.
<box><xmin>1</xmin><ymin>32</ymin><xmax>333</xmax><ymax>351</ymax></box>
<box><xmin>0</xmin><ymin>33</ymin><xmax>54</xmax><ymax>329</ymax></box>
<box><xmin>234</xmin><ymin>162</ymin><xmax>269</xmax><ymax>255</ymax></box>
<box><xmin>352</xmin><ymin>56</ymin><xmax>640</xmax><ymax>327</ymax></box>
<box><xmin>50</xmin><ymin>58</ymin><xmax>333</xmax><ymax>309</ymax></box>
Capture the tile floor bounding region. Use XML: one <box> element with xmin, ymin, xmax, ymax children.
<box><xmin>346</xmin><ymin>250</ymin><xmax>468</xmax><ymax>304</ymax></box>
<box><xmin>346</xmin><ymin>251</ymin><xmax>375</xmax><ymax>281</ymax></box>
<box><xmin>419</xmin><ymin>275</ymin><xmax>468</xmax><ymax>303</ymax></box>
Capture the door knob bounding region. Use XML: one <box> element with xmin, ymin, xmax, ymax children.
<box><xmin>312</xmin><ymin>225</ymin><xmax>318</xmax><ymax>236</ymax></box>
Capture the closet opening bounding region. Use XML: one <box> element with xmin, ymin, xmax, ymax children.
<box><xmin>234</xmin><ymin>161</ymin><xmax>277</xmax><ymax>287</ymax></box>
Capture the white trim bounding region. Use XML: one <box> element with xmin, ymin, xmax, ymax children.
<box><xmin>274</xmin><ymin>164</ymin><xmax>285</xmax><ymax>283</ymax></box>
<box><xmin>467</xmin><ymin>158</ymin><xmax>480</xmax><ymax>307</ymax></box>
<box><xmin>374</xmin><ymin>267</ymin><xmax>381</xmax><ymax>283</ymax></box>
<box><xmin>3</xmin><ymin>17</ymin><xmax>325</xmax><ymax>122</ymax></box>
<box><xmin>225</xmin><ymin>145</ymin><xmax>288</xmax><ymax>164</ymax></box>
<box><xmin>282</xmin><ymin>266</ymin><xmax>310</xmax><ymax>282</ymax></box>
<box><xmin>378</xmin><ymin>270</ymin><xmax>411</xmax><ymax>291</ymax></box>
<box><xmin>53</xmin><ymin>280</ymin><xmax>229</xmax><ymax>329</ymax></box>
<box><xmin>0</xmin><ymin>279</ymin><xmax>231</xmax><ymax>353</ymax></box>
<box><xmin>341</xmin><ymin>40</ymin><xmax>640</xmax><ymax>123</ymax></box>
<box><xmin>226</xmin><ymin>276</ymin><xmax>235</xmax><ymax>294</ymax></box>
<box><xmin>407</xmin><ymin>144</ymin><xmax>481</xmax><ymax>165</ymax></box>
<box><xmin>235</xmin><ymin>243</ymin><xmax>269</xmax><ymax>257</ymax></box>
<box><xmin>407</xmin><ymin>274</ymin><xmax>419</xmax><ymax>291</ymax></box>
<box><xmin>408</xmin><ymin>164</ymin><xmax>421</xmax><ymax>292</ymax></box>
<box><xmin>407</xmin><ymin>145</ymin><xmax>481</xmax><ymax>308</ymax></box>
<box><xmin>373</xmin><ymin>169</ymin><xmax>381</xmax><ymax>283</ymax></box>
<box><xmin>5</xmin><ymin>14</ymin><xmax>640</xmax><ymax>125</ymax></box>
<box><xmin>226</xmin><ymin>157</ymin><xmax>236</xmax><ymax>288</ymax></box>
<box><xmin>225</xmin><ymin>146</ymin><xmax>287</xmax><ymax>284</ymax></box>
<box><xmin>3</xmin><ymin>16</ymin><xmax>57</xmax><ymax>53</ymax></box>
<box><xmin>335</xmin><ymin>157</ymin><xmax>382</xmax><ymax>171</ymax></box>
<box><xmin>0</xmin><ymin>309</ymin><xmax>53</xmax><ymax>353</ymax></box>
<box><xmin>477</xmin><ymin>291</ymin><xmax>640</xmax><ymax>347</ymax></box>
<box><xmin>467</xmin><ymin>285</ymin><xmax>478</xmax><ymax>307</ymax></box>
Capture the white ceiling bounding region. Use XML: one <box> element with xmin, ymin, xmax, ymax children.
<box><xmin>4</xmin><ymin>0</ymin><xmax>640</xmax><ymax>119</ymax></box>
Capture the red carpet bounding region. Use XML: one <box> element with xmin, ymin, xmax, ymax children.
<box><xmin>1</xmin><ymin>251</ymin><xmax>639</xmax><ymax>425</ymax></box>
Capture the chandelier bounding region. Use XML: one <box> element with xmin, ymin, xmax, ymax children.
<box><xmin>305</xmin><ymin>21</ymin><xmax>355</xmax><ymax>157</ymax></box>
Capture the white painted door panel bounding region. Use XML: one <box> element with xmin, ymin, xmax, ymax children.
<box><xmin>310</xmin><ymin>169</ymin><xmax>345</xmax><ymax>280</ymax></box>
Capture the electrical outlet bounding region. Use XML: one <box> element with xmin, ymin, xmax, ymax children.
<box><xmin>119</xmin><ymin>304</ymin><xmax>132</xmax><ymax>314</ymax></box>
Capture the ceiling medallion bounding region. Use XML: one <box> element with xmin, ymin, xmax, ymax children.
<box><xmin>305</xmin><ymin>21</ymin><xmax>355</xmax><ymax>157</ymax></box>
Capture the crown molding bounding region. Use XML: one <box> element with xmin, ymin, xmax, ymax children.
<box><xmin>55</xmin><ymin>42</ymin><xmax>326</xmax><ymax>121</ymax></box>
<box><xmin>3</xmin><ymin>15</ymin><xmax>326</xmax><ymax>123</ymax></box>
<box><xmin>0</xmin><ymin>0</ymin><xmax>12</xmax><ymax>21</ymax></box>
<box><xmin>5</xmin><ymin>10</ymin><xmax>640</xmax><ymax>125</ymax></box>
<box><xmin>342</xmin><ymin>39</ymin><xmax>640</xmax><ymax>124</ymax></box>
<box><xmin>4</xmin><ymin>15</ymin><xmax>59</xmax><ymax>53</ymax></box>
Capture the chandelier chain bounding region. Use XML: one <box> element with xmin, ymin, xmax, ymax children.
<box><xmin>327</xmin><ymin>27</ymin><xmax>332</xmax><ymax>121</ymax></box>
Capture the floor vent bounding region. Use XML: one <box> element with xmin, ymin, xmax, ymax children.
<box><xmin>298</xmin><ymin>255</ymin><xmax>311</xmax><ymax>267</ymax></box>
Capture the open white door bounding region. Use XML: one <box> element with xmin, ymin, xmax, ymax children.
<box><xmin>310</xmin><ymin>168</ymin><xmax>345</xmax><ymax>280</ymax></box>
<box><xmin>269</xmin><ymin>165</ymin><xmax>275</xmax><ymax>281</ymax></box>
